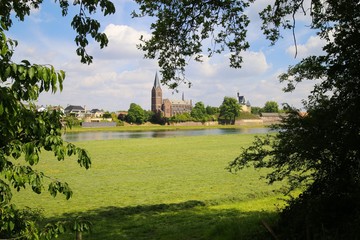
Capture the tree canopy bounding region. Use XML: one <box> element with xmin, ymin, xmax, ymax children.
<box><xmin>0</xmin><ymin>24</ymin><xmax>92</xmax><ymax>239</ymax></box>
<box><xmin>262</xmin><ymin>101</ymin><xmax>279</xmax><ymax>113</ymax></box>
<box><xmin>219</xmin><ymin>97</ymin><xmax>241</xmax><ymax>124</ymax></box>
<box><xmin>126</xmin><ymin>103</ymin><xmax>146</xmax><ymax>124</ymax></box>
<box><xmin>227</xmin><ymin>0</ymin><xmax>360</xmax><ymax>238</ymax></box>
<box><xmin>206</xmin><ymin>106</ymin><xmax>219</xmax><ymax>115</ymax></box>
<box><xmin>190</xmin><ymin>102</ymin><xmax>207</xmax><ymax>121</ymax></box>
<box><xmin>0</xmin><ymin>0</ymin><xmax>115</xmax><ymax>64</ymax></box>
<box><xmin>132</xmin><ymin>0</ymin><xmax>252</xmax><ymax>88</ymax></box>
<box><xmin>1</xmin><ymin>1</ymin><xmax>115</xmax><ymax>238</ymax></box>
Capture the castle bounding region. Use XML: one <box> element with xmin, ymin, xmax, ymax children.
<box><xmin>237</xmin><ymin>92</ymin><xmax>251</xmax><ymax>113</ymax></box>
<box><xmin>151</xmin><ymin>73</ymin><xmax>192</xmax><ymax>118</ymax></box>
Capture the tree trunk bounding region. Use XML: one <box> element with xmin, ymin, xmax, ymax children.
<box><xmin>76</xmin><ymin>231</ymin><xmax>82</xmax><ymax>240</ymax></box>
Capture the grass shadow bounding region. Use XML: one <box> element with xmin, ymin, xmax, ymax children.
<box><xmin>47</xmin><ymin>200</ymin><xmax>278</xmax><ymax>240</ymax></box>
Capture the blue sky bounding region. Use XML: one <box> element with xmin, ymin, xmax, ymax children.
<box><xmin>8</xmin><ymin>0</ymin><xmax>324</xmax><ymax>111</ymax></box>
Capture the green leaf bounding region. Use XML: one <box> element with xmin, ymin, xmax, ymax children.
<box><xmin>28</xmin><ymin>67</ymin><xmax>35</xmax><ymax>79</ymax></box>
<box><xmin>18</xmin><ymin>65</ymin><xmax>25</xmax><ymax>74</ymax></box>
<box><xmin>60</xmin><ymin>70</ymin><xmax>65</xmax><ymax>79</ymax></box>
<box><xmin>48</xmin><ymin>182</ymin><xmax>58</xmax><ymax>198</ymax></box>
<box><xmin>29</xmin><ymin>153</ymin><xmax>39</xmax><ymax>166</ymax></box>
<box><xmin>58</xmin><ymin>70</ymin><xmax>65</xmax><ymax>91</ymax></box>
<box><xmin>11</xmin><ymin>63</ymin><xmax>17</xmax><ymax>73</ymax></box>
<box><xmin>21</xmin><ymin>59</ymin><xmax>31</xmax><ymax>66</ymax></box>
<box><xmin>9</xmin><ymin>221</ymin><xmax>15</xmax><ymax>231</ymax></box>
<box><xmin>1</xmin><ymin>44</ymin><xmax>8</xmax><ymax>56</ymax></box>
<box><xmin>51</xmin><ymin>72</ymin><xmax>57</xmax><ymax>93</ymax></box>
<box><xmin>4</xmin><ymin>66</ymin><xmax>11</xmax><ymax>78</ymax></box>
<box><xmin>58</xmin><ymin>224</ymin><xmax>65</xmax><ymax>233</ymax></box>
<box><xmin>42</xmin><ymin>68</ymin><xmax>48</xmax><ymax>81</ymax></box>
<box><xmin>0</xmin><ymin>103</ymin><xmax>3</xmax><ymax>115</ymax></box>
<box><xmin>36</xmin><ymin>65</ymin><xmax>43</xmax><ymax>78</ymax></box>
<box><xmin>32</xmin><ymin>185</ymin><xmax>42</xmax><ymax>194</ymax></box>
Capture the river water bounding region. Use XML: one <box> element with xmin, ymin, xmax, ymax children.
<box><xmin>62</xmin><ymin>128</ymin><xmax>271</xmax><ymax>142</ymax></box>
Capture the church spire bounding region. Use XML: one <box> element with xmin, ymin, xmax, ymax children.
<box><xmin>151</xmin><ymin>72</ymin><xmax>163</xmax><ymax>113</ymax></box>
<box><xmin>153</xmin><ymin>72</ymin><xmax>161</xmax><ymax>88</ymax></box>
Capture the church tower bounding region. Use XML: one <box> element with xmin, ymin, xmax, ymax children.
<box><xmin>151</xmin><ymin>72</ymin><xmax>162</xmax><ymax>112</ymax></box>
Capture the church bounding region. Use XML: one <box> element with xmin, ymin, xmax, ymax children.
<box><xmin>151</xmin><ymin>73</ymin><xmax>192</xmax><ymax>118</ymax></box>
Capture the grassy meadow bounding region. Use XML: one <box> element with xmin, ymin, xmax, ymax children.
<box><xmin>12</xmin><ymin>133</ymin><xmax>286</xmax><ymax>239</ymax></box>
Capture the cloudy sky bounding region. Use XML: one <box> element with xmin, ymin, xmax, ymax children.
<box><xmin>8</xmin><ymin>0</ymin><xmax>324</xmax><ymax>112</ymax></box>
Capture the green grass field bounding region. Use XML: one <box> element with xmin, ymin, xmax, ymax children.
<box><xmin>12</xmin><ymin>133</ymin><xmax>286</xmax><ymax>239</ymax></box>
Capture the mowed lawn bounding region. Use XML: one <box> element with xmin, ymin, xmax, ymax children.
<box><xmin>12</xmin><ymin>133</ymin><xmax>285</xmax><ymax>239</ymax></box>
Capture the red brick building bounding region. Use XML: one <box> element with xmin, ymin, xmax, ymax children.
<box><xmin>151</xmin><ymin>73</ymin><xmax>192</xmax><ymax>118</ymax></box>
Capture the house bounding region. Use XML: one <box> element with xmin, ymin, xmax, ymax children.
<box><xmin>37</xmin><ymin>105</ymin><xmax>64</xmax><ymax>114</ymax></box>
<box><xmin>90</xmin><ymin>109</ymin><xmax>104</xmax><ymax>118</ymax></box>
<box><xmin>64</xmin><ymin>105</ymin><xmax>86</xmax><ymax>118</ymax></box>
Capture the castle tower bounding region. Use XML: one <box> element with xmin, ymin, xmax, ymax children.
<box><xmin>151</xmin><ymin>72</ymin><xmax>162</xmax><ymax>112</ymax></box>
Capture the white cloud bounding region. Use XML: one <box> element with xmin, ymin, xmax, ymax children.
<box><xmin>188</xmin><ymin>50</ymin><xmax>270</xmax><ymax>81</ymax></box>
<box><xmin>286</xmin><ymin>35</ymin><xmax>325</xmax><ymax>58</ymax></box>
<box><xmin>241</xmin><ymin>51</ymin><xmax>271</xmax><ymax>75</ymax></box>
<box><xmin>95</xmin><ymin>24</ymin><xmax>150</xmax><ymax>60</ymax></box>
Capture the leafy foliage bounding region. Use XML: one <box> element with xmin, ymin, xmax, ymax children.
<box><xmin>250</xmin><ymin>106</ymin><xmax>262</xmax><ymax>115</ymax></box>
<box><xmin>0</xmin><ymin>0</ymin><xmax>115</xmax><ymax>64</ymax></box>
<box><xmin>262</xmin><ymin>101</ymin><xmax>279</xmax><ymax>113</ymax></box>
<box><xmin>190</xmin><ymin>102</ymin><xmax>206</xmax><ymax>120</ymax></box>
<box><xmin>0</xmin><ymin>0</ymin><xmax>116</xmax><ymax>237</ymax></box>
<box><xmin>102</xmin><ymin>111</ymin><xmax>112</xmax><ymax>119</ymax></box>
<box><xmin>219</xmin><ymin>97</ymin><xmax>241</xmax><ymax>124</ymax></box>
<box><xmin>229</xmin><ymin>0</ymin><xmax>360</xmax><ymax>238</ymax></box>
<box><xmin>205</xmin><ymin>106</ymin><xmax>219</xmax><ymax>115</ymax></box>
<box><xmin>146</xmin><ymin>110</ymin><xmax>163</xmax><ymax>125</ymax></box>
<box><xmin>169</xmin><ymin>112</ymin><xmax>192</xmax><ymax>123</ymax></box>
<box><xmin>126</xmin><ymin>103</ymin><xmax>147</xmax><ymax>124</ymax></box>
<box><xmin>0</xmin><ymin>22</ymin><xmax>92</xmax><ymax>238</ymax></box>
<box><xmin>132</xmin><ymin>0</ymin><xmax>253</xmax><ymax>88</ymax></box>
<box><xmin>190</xmin><ymin>101</ymin><xmax>217</xmax><ymax>122</ymax></box>
<box><xmin>164</xmin><ymin>102</ymin><xmax>218</xmax><ymax>123</ymax></box>
<box><xmin>63</xmin><ymin>116</ymin><xmax>82</xmax><ymax>127</ymax></box>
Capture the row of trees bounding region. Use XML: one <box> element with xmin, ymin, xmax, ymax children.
<box><xmin>121</xmin><ymin>102</ymin><xmax>220</xmax><ymax>125</ymax></box>
<box><xmin>62</xmin><ymin>99</ymin><xmax>281</xmax><ymax>126</ymax></box>
<box><xmin>251</xmin><ymin>101</ymin><xmax>280</xmax><ymax>114</ymax></box>
<box><xmin>122</xmin><ymin>99</ymin><xmax>284</xmax><ymax>125</ymax></box>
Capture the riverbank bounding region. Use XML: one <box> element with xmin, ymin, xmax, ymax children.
<box><xmin>65</xmin><ymin>123</ymin><xmax>269</xmax><ymax>133</ymax></box>
<box><xmin>63</xmin><ymin>127</ymin><xmax>272</xmax><ymax>142</ymax></box>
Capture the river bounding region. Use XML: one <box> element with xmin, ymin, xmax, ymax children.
<box><xmin>62</xmin><ymin>128</ymin><xmax>272</xmax><ymax>142</ymax></box>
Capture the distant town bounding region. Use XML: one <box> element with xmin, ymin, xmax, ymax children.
<box><xmin>37</xmin><ymin>73</ymin><xmax>288</xmax><ymax>127</ymax></box>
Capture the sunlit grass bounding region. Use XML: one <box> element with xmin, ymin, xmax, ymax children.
<box><xmin>11</xmin><ymin>133</ymin><xmax>285</xmax><ymax>239</ymax></box>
